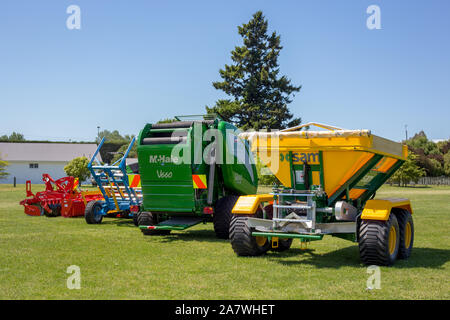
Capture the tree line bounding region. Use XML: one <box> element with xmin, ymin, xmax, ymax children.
<box><xmin>390</xmin><ymin>132</ymin><xmax>450</xmax><ymax>186</ymax></box>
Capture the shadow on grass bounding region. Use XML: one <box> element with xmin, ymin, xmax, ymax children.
<box><xmin>269</xmin><ymin>246</ymin><xmax>450</xmax><ymax>269</ymax></box>
<box><xmin>149</xmin><ymin>229</ymin><xmax>224</xmax><ymax>244</ymax></box>
<box><xmin>100</xmin><ymin>218</ymin><xmax>137</xmax><ymax>228</ymax></box>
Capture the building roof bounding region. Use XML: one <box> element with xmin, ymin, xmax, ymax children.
<box><xmin>0</xmin><ymin>142</ymin><xmax>102</xmax><ymax>162</ymax></box>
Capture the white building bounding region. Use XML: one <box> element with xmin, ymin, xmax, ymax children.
<box><xmin>0</xmin><ymin>142</ymin><xmax>101</xmax><ymax>184</ymax></box>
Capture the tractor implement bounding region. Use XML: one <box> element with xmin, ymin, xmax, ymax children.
<box><xmin>19</xmin><ymin>173</ymin><xmax>103</xmax><ymax>217</ymax></box>
<box><xmin>84</xmin><ymin>137</ymin><xmax>142</xmax><ymax>224</ymax></box>
<box><xmin>230</xmin><ymin>122</ymin><xmax>414</xmax><ymax>266</ymax></box>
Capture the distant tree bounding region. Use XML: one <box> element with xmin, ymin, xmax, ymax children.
<box><xmin>157</xmin><ymin>118</ymin><xmax>177</xmax><ymax>124</ymax></box>
<box><xmin>437</xmin><ymin>139</ymin><xmax>450</xmax><ymax>155</ymax></box>
<box><xmin>111</xmin><ymin>144</ymin><xmax>138</xmax><ymax>163</ymax></box>
<box><xmin>97</xmin><ymin>129</ymin><xmax>134</xmax><ymax>144</ymax></box>
<box><xmin>0</xmin><ymin>154</ymin><xmax>9</xmax><ymax>180</ymax></box>
<box><xmin>428</xmin><ymin>158</ymin><xmax>444</xmax><ymax>176</ymax></box>
<box><xmin>390</xmin><ymin>153</ymin><xmax>426</xmax><ymax>186</ymax></box>
<box><xmin>0</xmin><ymin>132</ymin><xmax>25</xmax><ymax>142</ymax></box>
<box><xmin>407</xmin><ymin>131</ymin><xmax>440</xmax><ymax>155</ymax></box>
<box><xmin>207</xmin><ymin>11</ymin><xmax>301</xmax><ymax>130</ymax></box>
<box><xmin>64</xmin><ymin>157</ymin><xmax>90</xmax><ymax>184</ymax></box>
<box><xmin>443</xmin><ymin>152</ymin><xmax>450</xmax><ymax>176</ymax></box>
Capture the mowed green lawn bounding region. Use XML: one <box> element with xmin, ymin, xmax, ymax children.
<box><xmin>0</xmin><ymin>184</ymin><xmax>449</xmax><ymax>299</ymax></box>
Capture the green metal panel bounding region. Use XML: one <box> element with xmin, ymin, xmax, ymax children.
<box><xmin>218</xmin><ymin>121</ymin><xmax>258</xmax><ymax>195</ymax></box>
<box><xmin>137</xmin><ymin>117</ymin><xmax>258</xmax><ymax>215</ymax></box>
<box><xmin>138</xmin><ymin>142</ymin><xmax>196</xmax><ymax>212</ymax></box>
<box><xmin>252</xmin><ymin>232</ymin><xmax>323</xmax><ymax>240</ymax></box>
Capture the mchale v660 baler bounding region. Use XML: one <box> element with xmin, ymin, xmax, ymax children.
<box><xmin>137</xmin><ymin>115</ymin><xmax>258</xmax><ymax>239</ymax></box>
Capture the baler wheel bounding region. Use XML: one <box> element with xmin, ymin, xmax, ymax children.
<box><xmin>138</xmin><ymin>212</ymin><xmax>170</xmax><ymax>235</ymax></box>
<box><xmin>213</xmin><ymin>195</ymin><xmax>238</xmax><ymax>239</ymax></box>
<box><xmin>358</xmin><ymin>213</ymin><xmax>400</xmax><ymax>266</ymax></box>
<box><xmin>396</xmin><ymin>210</ymin><xmax>414</xmax><ymax>259</ymax></box>
<box><xmin>85</xmin><ymin>201</ymin><xmax>104</xmax><ymax>224</ymax></box>
<box><xmin>229</xmin><ymin>216</ymin><xmax>270</xmax><ymax>256</ymax></box>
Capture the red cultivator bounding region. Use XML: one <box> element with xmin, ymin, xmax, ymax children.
<box><xmin>19</xmin><ymin>174</ymin><xmax>103</xmax><ymax>217</ymax></box>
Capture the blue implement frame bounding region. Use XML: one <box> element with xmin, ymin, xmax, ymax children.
<box><xmin>87</xmin><ymin>137</ymin><xmax>141</xmax><ymax>217</ymax></box>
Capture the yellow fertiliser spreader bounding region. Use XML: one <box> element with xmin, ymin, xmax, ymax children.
<box><xmin>230</xmin><ymin>123</ymin><xmax>414</xmax><ymax>266</ymax></box>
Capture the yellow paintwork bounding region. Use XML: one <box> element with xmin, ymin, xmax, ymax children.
<box><xmin>232</xmin><ymin>194</ymin><xmax>273</xmax><ymax>214</ymax></box>
<box><xmin>312</xmin><ymin>171</ymin><xmax>320</xmax><ymax>185</ymax></box>
<box><xmin>345</xmin><ymin>188</ymin><xmax>367</xmax><ymax>200</ymax></box>
<box><xmin>361</xmin><ymin>198</ymin><xmax>413</xmax><ymax>221</ymax></box>
<box><xmin>389</xmin><ymin>225</ymin><xmax>397</xmax><ymax>255</ymax></box>
<box><xmin>374</xmin><ymin>157</ymin><xmax>398</xmax><ymax>173</ymax></box>
<box><xmin>255</xmin><ymin>236</ymin><xmax>267</xmax><ymax>247</ymax></box>
<box><xmin>271</xmin><ymin>237</ymin><xmax>279</xmax><ymax>248</ymax></box>
<box><xmin>244</xmin><ymin>130</ymin><xmax>407</xmax><ymax>195</ymax></box>
<box><xmin>323</xmin><ymin>151</ymin><xmax>374</xmax><ymax>196</ymax></box>
<box><xmin>405</xmin><ymin>222</ymin><xmax>412</xmax><ymax>248</ymax></box>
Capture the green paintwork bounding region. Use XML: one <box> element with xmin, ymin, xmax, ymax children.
<box><xmin>218</xmin><ymin>121</ymin><xmax>258</xmax><ymax>195</ymax></box>
<box><xmin>137</xmin><ymin>116</ymin><xmax>258</xmax><ymax>217</ymax></box>
<box><xmin>139</xmin><ymin>224</ymin><xmax>197</xmax><ymax>231</ymax></box>
<box><xmin>252</xmin><ymin>232</ymin><xmax>323</xmax><ymax>240</ymax></box>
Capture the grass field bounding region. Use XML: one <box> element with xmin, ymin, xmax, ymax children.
<box><xmin>0</xmin><ymin>184</ymin><xmax>449</xmax><ymax>299</ymax></box>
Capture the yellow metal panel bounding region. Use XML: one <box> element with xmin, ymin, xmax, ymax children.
<box><xmin>232</xmin><ymin>194</ymin><xmax>273</xmax><ymax>214</ymax></box>
<box><xmin>323</xmin><ymin>151</ymin><xmax>374</xmax><ymax>197</ymax></box>
<box><xmin>374</xmin><ymin>157</ymin><xmax>398</xmax><ymax>173</ymax></box>
<box><xmin>312</xmin><ymin>171</ymin><xmax>320</xmax><ymax>185</ymax></box>
<box><xmin>362</xmin><ymin>198</ymin><xmax>413</xmax><ymax>220</ymax></box>
<box><xmin>347</xmin><ymin>188</ymin><xmax>366</xmax><ymax>200</ymax></box>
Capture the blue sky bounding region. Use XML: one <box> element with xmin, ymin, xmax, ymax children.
<box><xmin>1</xmin><ymin>0</ymin><xmax>449</xmax><ymax>142</ymax></box>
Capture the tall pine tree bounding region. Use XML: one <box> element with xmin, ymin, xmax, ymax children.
<box><xmin>207</xmin><ymin>11</ymin><xmax>301</xmax><ymax>130</ymax></box>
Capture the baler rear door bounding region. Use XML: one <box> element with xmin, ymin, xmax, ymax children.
<box><xmin>138</xmin><ymin>125</ymin><xmax>195</xmax><ymax>212</ymax></box>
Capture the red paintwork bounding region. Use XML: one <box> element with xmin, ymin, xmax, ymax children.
<box><xmin>19</xmin><ymin>174</ymin><xmax>103</xmax><ymax>218</ymax></box>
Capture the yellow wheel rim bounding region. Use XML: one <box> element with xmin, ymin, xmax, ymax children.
<box><xmin>404</xmin><ymin>222</ymin><xmax>412</xmax><ymax>248</ymax></box>
<box><xmin>388</xmin><ymin>225</ymin><xmax>397</xmax><ymax>255</ymax></box>
<box><xmin>255</xmin><ymin>236</ymin><xmax>267</xmax><ymax>247</ymax></box>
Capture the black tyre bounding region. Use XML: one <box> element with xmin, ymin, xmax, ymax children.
<box><xmin>213</xmin><ymin>195</ymin><xmax>238</xmax><ymax>239</ymax></box>
<box><xmin>133</xmin><ymin>212</ymin><xmax>140</xmax><ymax>227</ymax></box>
<box><xmin>85</xmin><ymin>201</ymin><xmax>104</xmax><ymax>224</ymax></box>
<box><xmin>359</xmin><ymin>213</ymin><xmax>400</xmax><ymax>266</ymax></box>
<box><xmin>230</xmin><ymin>216</ymin><xmax>270</xmax><ymax>256</ymax></box>
<box><xmin>44</xmin><ymin>204</ymin><xmax>61</xmax><ymax>217</ymax></box>
<box><xmin>137</xmin><ymin>212</ymin><xmax>170</xmax><ymax>235</ymax></box>
<box><xmin>396</xmin><ymin>210</ymin><xmax>414</xmax><ymax>259</ymax></box>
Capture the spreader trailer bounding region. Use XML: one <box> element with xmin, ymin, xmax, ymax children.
<box><xmin>230</xmin><ymin>123</ymin><xmax>414</xmax><ymax>266</ymax></box>
<box><xmin>84</xmin><ymin>137</ymin><xmax>142</xmax><ymax>224</ymax></box>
